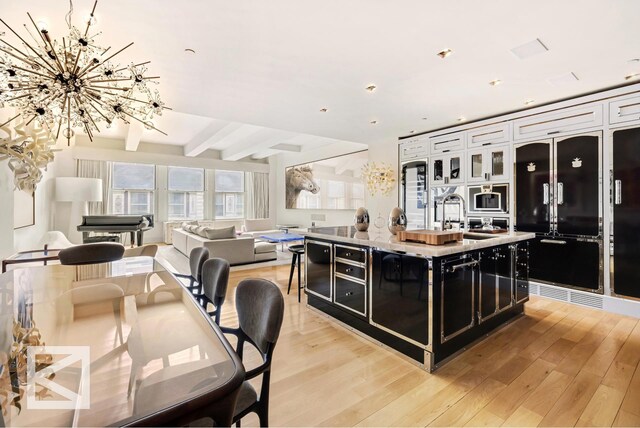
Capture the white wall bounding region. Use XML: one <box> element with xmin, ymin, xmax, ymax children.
<box><xmin>0</xmin><ymin>160</ymin><xmax>15</xmax><ymax>259</ymax></box>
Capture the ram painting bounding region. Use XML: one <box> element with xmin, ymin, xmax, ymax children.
<box><xmin>285</xmin><ymin>150</ymin><xmax>368</xmax><ymax>210</ymax></box>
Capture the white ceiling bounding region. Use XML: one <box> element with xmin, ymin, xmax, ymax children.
<box><xmin>2</xmin><ymin>0</ymin><xmax>640</xmax><ymax>157</ymax></box>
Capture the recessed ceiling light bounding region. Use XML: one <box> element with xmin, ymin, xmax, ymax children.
<box><xmin>457</xmin><ymin>116</ymin><xmax>466</xmax><ymax>122</ymax></box>
<box><xmin>319</xmin><ymin>108</ymin><xmax>328</xmax><ymax>113</ymax></box>
<box><xmin>524</xmin><ymin>99</ymin><xmax>535</xmax><ymax>106</ymax></box>
<box><xmin>370</xmin><ymin>120</ymin><xmax>378</xmax><ymax>125</ymax></box>
<box><xmin>409</xmin><ymin>130</ymin><xmax>415</xmax><ymax>134</ymax></box>
<box><xmin>437</xmin><ymin>48</ymin><xmax>453</xmax><ymax>59</ymax></box>
<box><xmin>489</xmin><ymin>79</ymin><xmax>502</xmax><ymax>86</ymax></box>
<box><xmin>421</xmin><ymin>117</ymin><xmax>428</xmax><ymax>120</ymax></box>
<box><xmin>625</xmin><ymin>73</ymin><xmax>639</xmax><ymax>81</ymax></box>
<box><xmin>628</xmin><ymin>58</ymin><xmax>640</xmax><ymax>64</ymax></box>
<box><xmin>184</xmin><ymin>48</ymin><xmax>196</xmax><ymax>54</ymax></box>
<box><xmin>511</xmin><ymin>38</ymin><xmax>548</xmax><ymax>60</ymax></box>
<box><xmin>365</xmin><ymin>84</ymin><xmax>377</xmax><ymax>92</ymax></box>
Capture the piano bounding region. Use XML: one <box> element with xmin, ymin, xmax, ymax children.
<box><xmin>77</xmin><ymin>214</ymin><xmax>154</xmax><ymax>247</ymax></box>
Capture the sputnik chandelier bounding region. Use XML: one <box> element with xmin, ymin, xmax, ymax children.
<box><xmin>361</xmin><ymin>162</ymin><xmax>396</xmax><ymax>196</ymax></box>
<box><xmin>0</xmin><ymin>0</ymin><xmax>169</xmax><ymax>146</ymax></box>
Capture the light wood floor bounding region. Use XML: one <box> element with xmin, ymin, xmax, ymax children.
<box><xmin>221</xmin><ymin>264</ymin><xmax>640</xmax><ymax>427</ymax></box>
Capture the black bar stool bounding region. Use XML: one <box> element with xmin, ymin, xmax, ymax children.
<box><xmin>287</xmin><ymin>244</ymin><xmax>305</xmax><ymax>302</ymax></box>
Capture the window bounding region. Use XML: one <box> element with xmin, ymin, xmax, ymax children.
<box><xmin>168</xmin><ymin>167</ymin><xmax>204</xmax><ymax>220</ymax></box>
<box><xmin>111</xmin><ymin>162</ymin><xmax>155</xmax><ymax>214</ymax></box>
<box><xmin>327</xmin><ymin>180</ymin><xmax>346</xmax><ymax>209</ymax></box>
<box><xmin>215</xmin><ymin>170</ymin><xmax>244</xmax><ymax>218</ymax></box>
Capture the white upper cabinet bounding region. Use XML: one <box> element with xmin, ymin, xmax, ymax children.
<box><xmin>399</xmin><ymin>136</ymin><xmax>429</xmax><ymax>161</ymax></box>
<box><xmin>429</xmin><ymin>131</ymin><xmax>465</xmax><ymax>154</ymax></box>
<box><xmin>466</xmin><ymin>122</ymin><xmax>511</xmax><ymax>148</ymax></box>
<box><xmin>513</xmin><ymin>104</ymin><xmax>603</xmax><ymax>140</ymax></box>
<box><xmin>431</xmin><ymin>153</ymin><xmax>464</xmax><ymax>185</ymax></box>
<box><xmin>466</xmin><ymin>145</ymin><xmax>510</xmax><ymax>183</ymax></box>
<box><xmin>609</xmin><ymin>94</ymin><xmax>640</xmax><ymax>126</ymax></box>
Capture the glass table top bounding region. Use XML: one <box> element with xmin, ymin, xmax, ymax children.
<box><xmin>0</xmin><ymin>257</ymin><xmax>242</xmax><ymax>426</ymax></box>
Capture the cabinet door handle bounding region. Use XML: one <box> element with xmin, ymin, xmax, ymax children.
<box><xmin>543</xmin><ymin>183</ymin><xmax>550</xmax><ymax>205</ymax></box>
<box><xmin>448</xmin><ymin>260</ymin><xmax>479</xmax><ymax>272</ymax></box>
<box><xmin>540</xmin><ymin>239</ymin><xmax>567</xmax><ymax>245</ymax></box>
<box><xmin>548</xmin><ymin>130</ymin><xmax>561</xmax><ymax>135</ymax></box>
<box><xmin>484</xmin><ymin>172</ymin><xmax>490</xmax><ymax>181</ymax></box>
<box><xmin>615</xmin><ymin>179</ymin><xmax>622</xmax><ymax>205</ymax></box>
<box><xmin>557</xmin><ymin>182</ymin><xmax>564</xmax><ymax>205</ymax></box>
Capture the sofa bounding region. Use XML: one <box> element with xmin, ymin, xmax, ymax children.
<box><xmin>172</xmin><ymin>227</ymin><xmax>276</xmax><ymax>266</ymax></box>
<box><xmin>241</xmin><ymin>218</ymin><xmax>280</xmax><ymax>238</ymax></box>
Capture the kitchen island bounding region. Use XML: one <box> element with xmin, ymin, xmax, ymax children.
<box><xmin>301</xmin><ymin>226</ymin><xmax>535</xmax><ymax>371</ymax></box>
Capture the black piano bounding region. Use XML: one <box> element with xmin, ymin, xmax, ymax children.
<box><xmin>77</xmin><ymin>214</ymin><xmax>154</xmax><ymax>247</ymax></box>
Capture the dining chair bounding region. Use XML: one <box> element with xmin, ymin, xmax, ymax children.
<box><xmin>58</xmin><ymin>242</ymin><xmax>125</xmax><ymax>265</ymax></box>
<box><xmin>174</xmin><ymin>247</ymin><xmax>209</xmax><ymax>294</ymax></box>
<box><xmin>194</xmin><ymin>258</ymin><xmax>230</xmax><ymax>325</ymax></box>
<box><xmin>221</xmin><ymin>278</ymin><xmax>285</xmax><ymax>427</ymax></box>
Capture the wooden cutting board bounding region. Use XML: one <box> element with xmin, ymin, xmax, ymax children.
<box><xmin>396</xmin><ymin>230</ymin><xmax>463</xmax><ymax>245</ymax></box>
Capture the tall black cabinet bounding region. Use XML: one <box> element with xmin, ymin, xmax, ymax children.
<box><xmin>612</xmin><ymin>126</ymin><xmax>640</xmax><ymax>299</ymax></box>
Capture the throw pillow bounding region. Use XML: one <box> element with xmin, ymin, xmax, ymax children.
<box><xmin>195</xmin><ymin>226</ymin><xmax>208</xmax><ymax>237</ymax></box>
<box><xmin>181</xmin><ymin>220</ymin><xmax>198</xmax><ymax>231</ymax></box>
<box><xmin>204</xmin><ymin>226</ymin><xmax>237</xmax><ymax>240</ymax></box>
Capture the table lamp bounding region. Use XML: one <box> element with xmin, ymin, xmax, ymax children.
<box><xmin>55</xmin><ymin>177</ymin><xmax>103</xmax><ymax>244</ymax></box>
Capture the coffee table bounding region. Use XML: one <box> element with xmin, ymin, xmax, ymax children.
<box><xmin>258</xmin><ymin>232</ymin><xmax>304</xmax><ymax>251</ymax></box>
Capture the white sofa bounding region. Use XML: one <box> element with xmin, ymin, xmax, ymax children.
<box><xmin>172</xmin><ymin>228</ymin><xmax>276</xmax><ymax>266</ymax></box>
<box><xmin>241</xmin><ymin>218</ymin><xmax>280</xmax><ymax>238</ymax></box>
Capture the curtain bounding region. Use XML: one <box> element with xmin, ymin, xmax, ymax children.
<box><xmin>245</xmin><ymin>172</ymin><xmax>269</xmax><ymax>219</ymax></box>
<box><xmin>76</xmin><ymin>159</ymin><xmax>112</xmax><ymax>214</ymax></box>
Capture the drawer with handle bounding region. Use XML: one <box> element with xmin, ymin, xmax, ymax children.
<box><xmin>335</xmin><ymin>245</ymin><xmax>367</xmax><ymax>264</ymax></box>
<box><xmin>335</xmin><ymin>261</ymin><xmax>366</xmax><ymax>282</ymax></box>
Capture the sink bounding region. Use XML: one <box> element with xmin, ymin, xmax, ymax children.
<box><xmin>462</xmin><ymin>233</ymin><xmax>499</xmax><ymax>241</ymax></box>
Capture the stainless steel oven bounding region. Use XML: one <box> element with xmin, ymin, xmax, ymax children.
<box><xmin>468</xmin><ymin>184</ymin><xmax>508</xmax><ymax>214</ymax></box>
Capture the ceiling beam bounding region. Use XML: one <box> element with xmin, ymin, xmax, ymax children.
<box><xmin>183</xmin><ymin>120</ymin><xmax>239</xmax><ymax>157</ymax></box>
<box><xmin>270</xmin><ymin>143</ymin><xmax>301</xmax><ymax>153</ymax></box>
<box><xmin>221</xmin><ymin>129</ymin><xmax>294</xmax><ymax>161</ymax></box>
<box><xmin>125</xmin><ymin>122</ymin><xmax>144</xmax><ymax>151</ymax></box>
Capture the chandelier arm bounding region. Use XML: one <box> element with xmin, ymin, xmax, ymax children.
<box><xmin>4</xmin><ymin>62</ymin><xmax>54</xmax><ymax>80</ymax></box>
<box><xmin>121</xmin><ymin>109</ymin><xmax>167</xmax><ymax>136</ymax></box>
<box><xmin>0</xmin><ymin>114</ymin><xmax>22</xmax><ymax>129</ymax></box>
<box><xmin>87</xmin><ymin>85</ymin><xmax>132</xmax><ymax>91</ymax></box>
<box><xmin>83</xmin><ymin>1</ymin><xmax>98</xmax><ymax>39</ymax></box>
<box><xmin>84</xmin><ymin>98</ymin><xmax>110</xmax><ymax>122</ymax></box>
<box><xmin>77</xmin><ymin>42</ymin><xmax>134</xmax><ymax>79</ymax></box>
<box><xmin>73</xmin><ymin>94</ymin><xmax>101</xmax><ymax>133</ymax></box>
<box><xmin>0</xmin><ymin>44</ymin><xmax>57</xmax><ymax>78</ymax></box>
<box><xmin>0</xmin><ymin>18</ymin><xmax>60</xmax><ymax>76</ymax></box>
<box><xmin>24</xmin><ymin>114</ymin><xmax>39</xmax><ymax>127</ymax></box>
<box><xmin>4</xmin><ymin>93</ymin><xmax>32</xmax><ymax>103</ymax></box>
<box><xmin>27</xmin><ymin>13</ymin><xmax>66</xmax><ymax>74</ymax></box>
<box><xmin>56</xmin><ymin>117</ymin><xmax>62</xmax><ymax>140</ymax></box>
<box><xmin>66</xmin><ymin>97</ymin><xmax>72</xmax><ymax>146</ymax></box>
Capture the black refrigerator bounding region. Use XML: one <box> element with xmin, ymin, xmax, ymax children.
<box><xmin>514</xmin><ymin>132</ymin><xmax>603</xmax><ymax>293</ymax></box>
<box><xmin>401</xmin><ymin>160</ymin><xmax>428</xmax><ymax>230</ymax></box>
<box><xmin>611</xmin><ymin>126</ymin><xmax>640</xmax><ymax>299</ymax></box>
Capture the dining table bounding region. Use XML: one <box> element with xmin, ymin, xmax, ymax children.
<box><xmin>0</xmin><ymin>256</ymin><xmax>245</xmax><ymax>426</ymax></box>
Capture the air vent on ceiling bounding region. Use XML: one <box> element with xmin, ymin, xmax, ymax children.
<box><xmin>539</xmin><ymin>284</ymin><xmax>569</xmax><ymax>302</ymax></box>
<box><xmin>547</xmin><ymin>72</ymin><xmax>580</xmax><ymax>86</ymax></box>
<box><xmin>570</xmin><ymin>291</ymin><xmax>603</xmax><ymax>309</ymax></box>
<box><xmin>511</xmin><ymin>38</ymin><xmax>548</xmax><ymax>59</ymax></box>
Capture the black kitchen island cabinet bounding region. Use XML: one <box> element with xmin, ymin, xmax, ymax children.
<box><xmin>303</xmin><ymin>226</ymin><xmax>534</xmax><ymax>371</ymax></box>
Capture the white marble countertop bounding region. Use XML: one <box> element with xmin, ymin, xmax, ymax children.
<box><xmin>300</xmin><ymin>226</ymin><xmax>535</xmax><ymax>258</ymax></box>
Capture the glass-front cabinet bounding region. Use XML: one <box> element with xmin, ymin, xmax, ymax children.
<box><xmin>467</xmin><ymin>145</ymin><xmax>510</xmax><ymax>183</ymax></box>
<box><xmin>431</xmin><ymin>153</ymin><xmax>464</xmax><ymax>185</ymax></box>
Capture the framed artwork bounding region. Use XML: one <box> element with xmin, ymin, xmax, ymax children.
<box><xmin>14</xmin><ymin>189</ymin><xmax>35</xmax><ymax>229</ymax></box>
<box><xmin>285</xmin><ymin>150</ymin><xmax>368</xmax><ymax>210</ymax></box>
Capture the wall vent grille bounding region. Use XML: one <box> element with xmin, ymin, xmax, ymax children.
<box><xmin>570</xmin><ymin>292</ymin><xmax>604</xmax><ymax>309</ymax></box>
<box><xmin>529</xmin><ymin>283</ymin><xmax>539</xmax><ymax>295</ymax></box>
<box><xmin>539</xmin><ymin>285</ymin><xmax>569</xmax><ymax>302</ymax></box>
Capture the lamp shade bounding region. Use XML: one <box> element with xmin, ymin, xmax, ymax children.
<box><xmin>55</xmin><ymin>177</ymin><xmax>103</xmax><ymax>202</ymax></box>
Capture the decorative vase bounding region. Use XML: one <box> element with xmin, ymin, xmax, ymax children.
<box><xmin>353</xmin><ymin>207</ymin><xmax>370</xmax><ymax>231</ymax></box>
<box><xmin>388</xmin><ymin>207</ymin><xmax>407</xmax><ymax>235</ymax></box>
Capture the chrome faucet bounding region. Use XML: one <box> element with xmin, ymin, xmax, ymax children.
<box><xmin>439</xmin><ymin>193</ymin><xmax>466</xmax><ymax>231</ymax></box>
